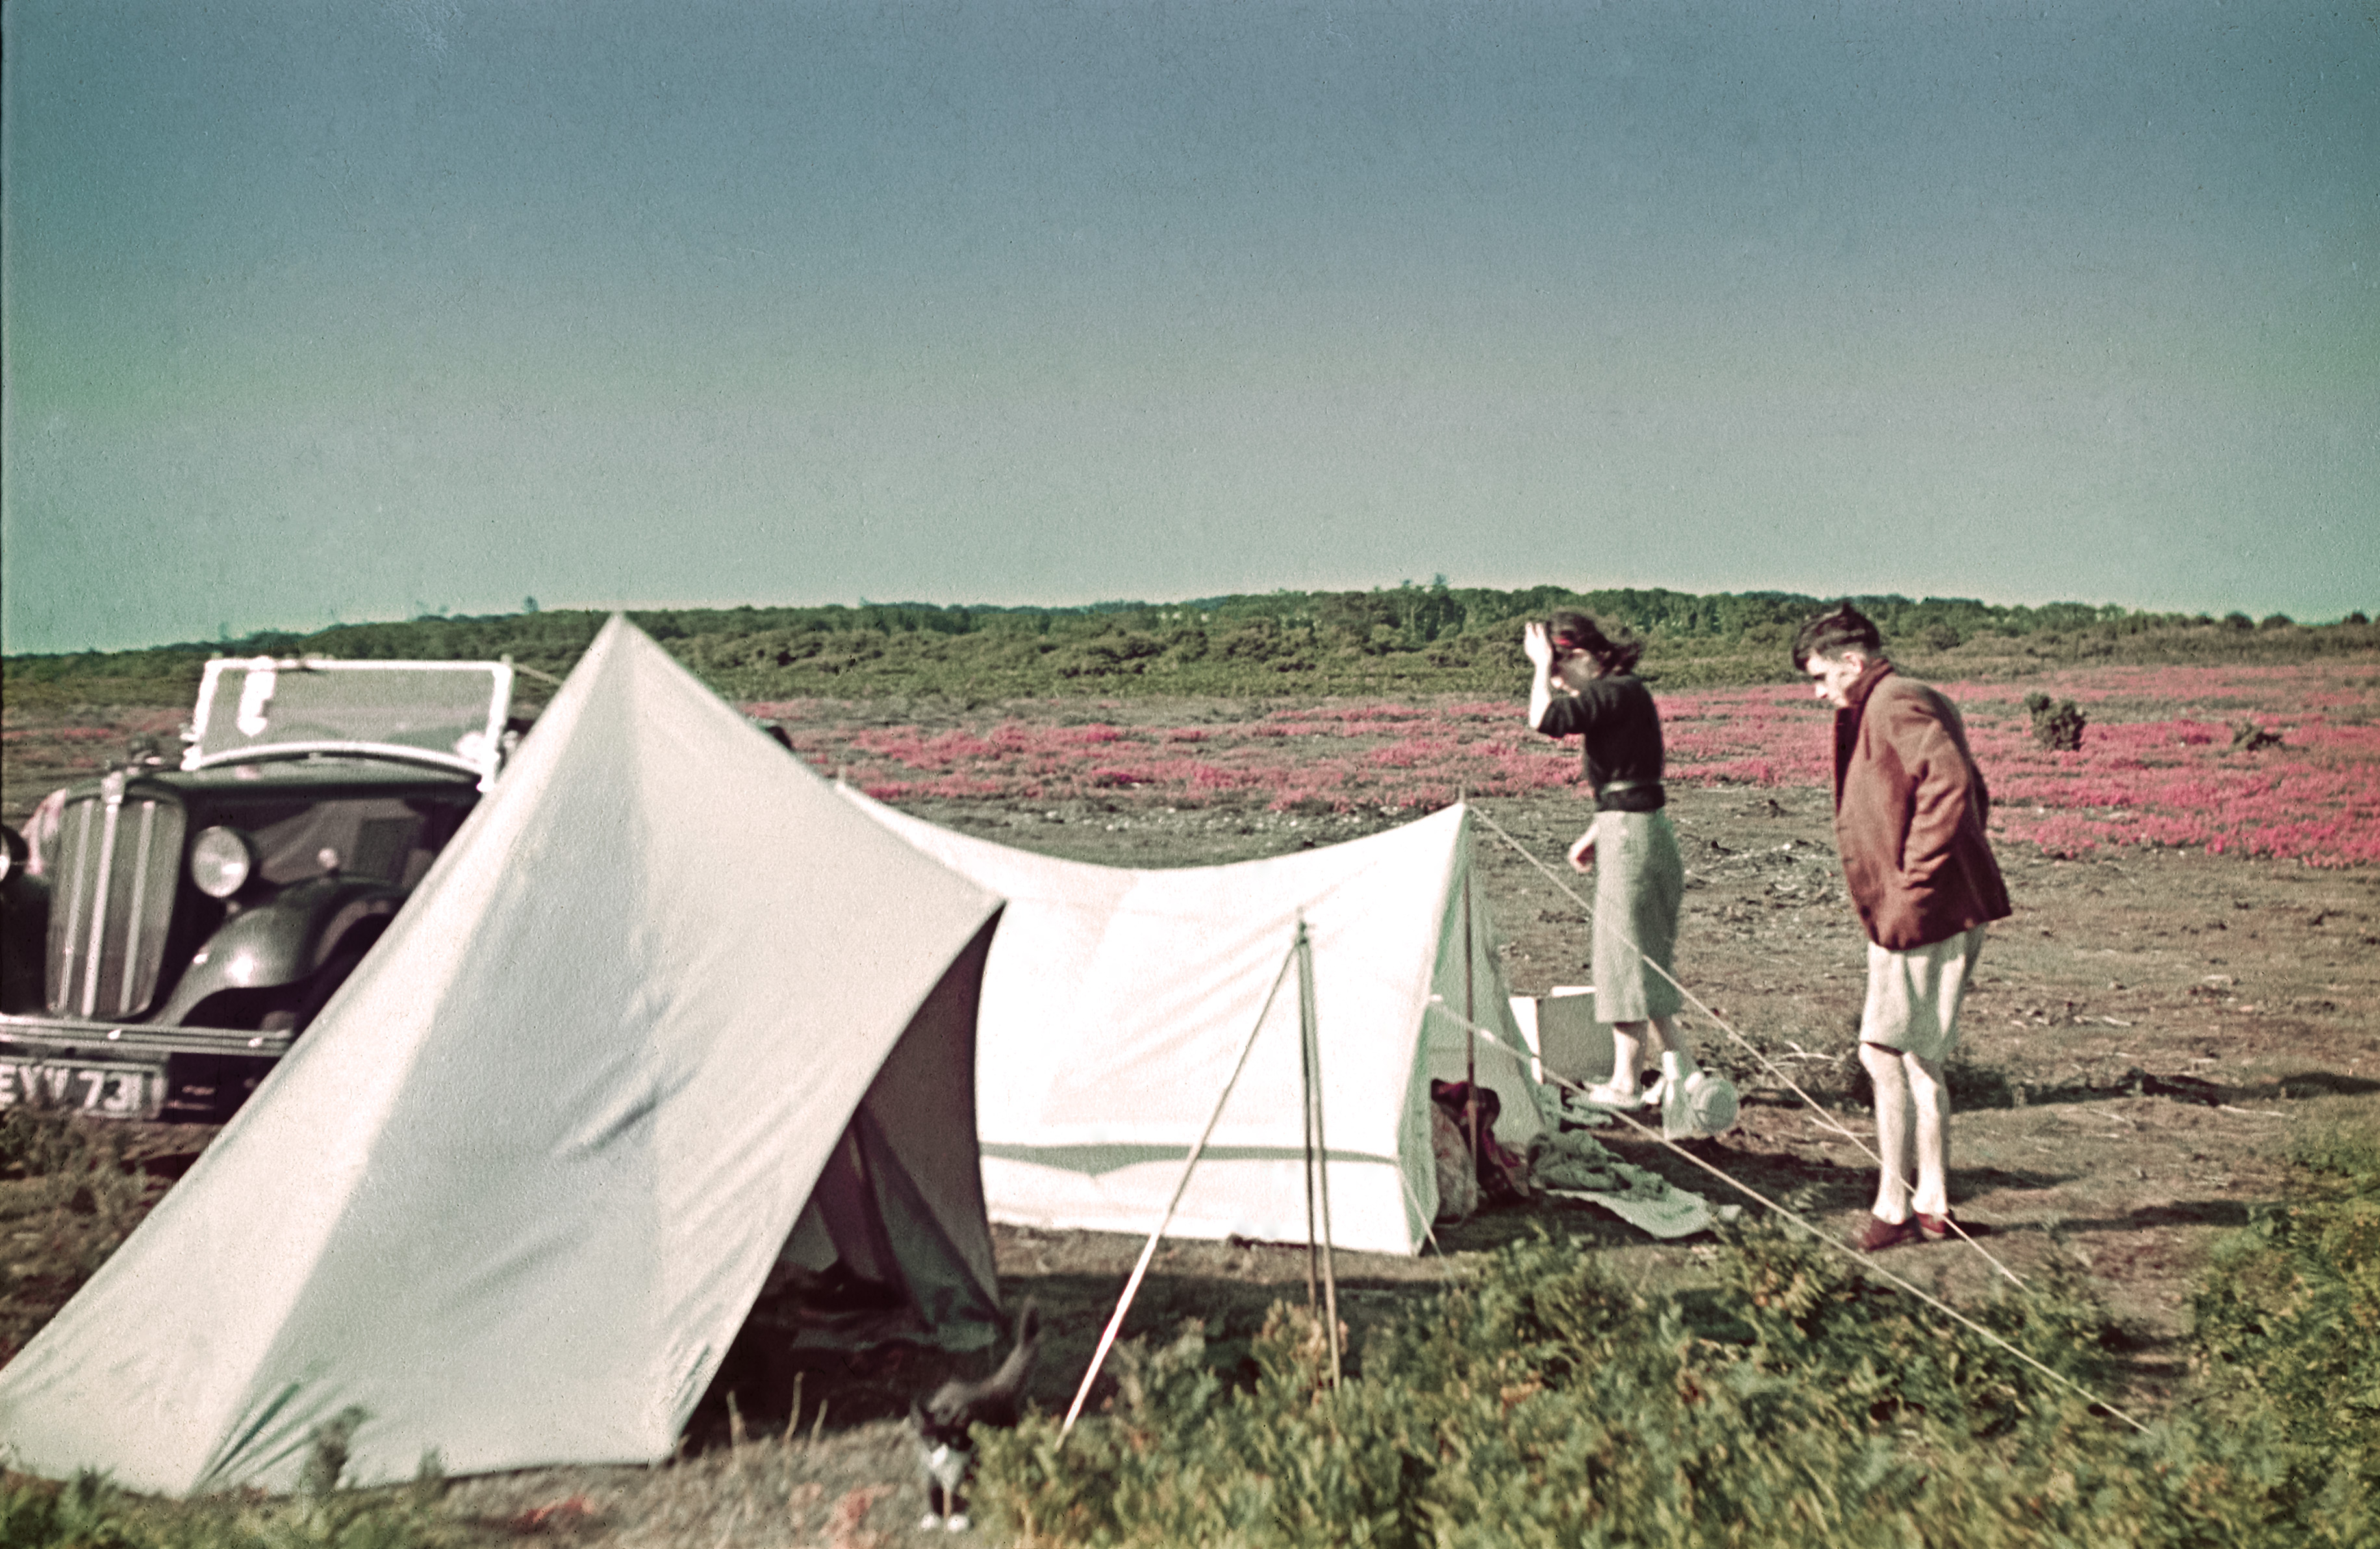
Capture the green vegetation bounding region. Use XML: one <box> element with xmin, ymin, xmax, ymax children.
<box><xmin>0</xmin><ymin>1126</ymin><xmax>2371</xmax><ymax>1543</ymax></box>
<box><xmin>8</xmin><ymin>587</ymin><xmax>2375</xmax><ymax>709</ymax></box>
<box><xmin>0</xmin><ymin>1113</ymin><xmax>149</xmax><ymax>1359</ymax></box>
<box><xmin>2022</xmin><ymin>691</ymin><xmax>2088</xmax><ymax>752</ymax></box>
<box><xmin>2189</xmin><ymin>1125</ymin><xmax>2380</xmax><ymax>1474</ymax></box>
<box><xmin>975</xmin><ymin>1136</ymin><xmax>2380</xmax><ymax>1546</ymax></box>
<box><xmin>0</xmin><ymin>1460</ymin><xmax>461</xmax><ymax>1549</ymax></box>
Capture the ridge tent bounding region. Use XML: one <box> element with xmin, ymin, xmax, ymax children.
<box><xmin>842</xmin><ymin>794</ymin><xmax>1543</xmax><ymax>1256</ymax></box>
<box><xmin>0</xmin><ymin>618</ymin><xmax>1007</xmax><ymax>1494</ymax></box>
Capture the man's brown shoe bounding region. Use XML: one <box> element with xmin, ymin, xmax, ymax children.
<box><xmin>1916</xmin><ymin>1213</ymin><xmax>1981</xmax><ymax>1242</ymax></box>
<box><xmin>1856</xmin><ymin>1215</ymin><xmax>1921</xmax><ymax>1252</ymax></box>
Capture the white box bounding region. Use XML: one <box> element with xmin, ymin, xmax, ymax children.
<box><xmin>1509</xmin><ymin>987</ymin><xmax>1614</xmax><ymax>1085</ymax></box>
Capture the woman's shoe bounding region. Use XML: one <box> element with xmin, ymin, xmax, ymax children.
<box><xmin>1580</xmin><ymin>1081</ymin><xmax>1644</xmax><ymax>1109</ymax></box>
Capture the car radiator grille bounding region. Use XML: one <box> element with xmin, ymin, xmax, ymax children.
<box><xmin>45</xmin><ymin>778</ymin><xmax>186</xmax><ymax>1020</ymax></box>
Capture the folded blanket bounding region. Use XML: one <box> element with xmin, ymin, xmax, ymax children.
<box><xmin>1531</xmin><ymin>1128</ymin><xmax>1717</xmax><ymax>1239</ymax></box>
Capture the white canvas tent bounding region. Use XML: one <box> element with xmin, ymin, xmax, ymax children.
<box><xmin>844</xmin><ymin>794</ymin><xmax>1543</xmax><ymax>1256</ymax></box>
<box><xmin>0</xmin><ymin>618</ymin><xmax>1007</xmax><ymax>1494</ymax></box>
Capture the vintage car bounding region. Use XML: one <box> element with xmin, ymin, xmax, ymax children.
<box><xmin>0</xmin><ymin>657</ymin><xmax>516</xmax><ymax>1120</ymax></box>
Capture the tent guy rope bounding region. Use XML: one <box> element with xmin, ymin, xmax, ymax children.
<box><xmin>1059</xmin><ymin>940</ymin><xmax>1302</xmax><ymax>1440</ymax></box>
<box><xmin>1424</xmin><ymin>995</ymin><xmax>2152</xmax><ymax>1437</ymax></box>
<box><xmin>1467</xmin><ymin>805</ymin><xmax>2027</xmax><ymax>1289</ymax></box>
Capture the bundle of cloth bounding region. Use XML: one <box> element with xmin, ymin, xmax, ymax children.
<box><xmin>1428</xmin><ymin>1079</ymin><xmax>1532</xmax><ymax>1222</ymax></box>
<box><xmin>1428</xmin><ymin>1079</ymin><xmax>1720</xmax><ymax>1240</ymax></box>
<box><xmin>1532</xmin><ymin>1127</ymin><xmax>1717</xmax><ymax>1239</ymax></box>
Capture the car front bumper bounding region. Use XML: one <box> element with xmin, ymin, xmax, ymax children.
<box><xmin>0</xmin><ymin>1015</ymin><xmax>296</xmax><ymax>1120</ymax></box>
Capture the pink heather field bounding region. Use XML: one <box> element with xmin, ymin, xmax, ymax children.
<box><xmin>752</xmin><ymin>658</ymin><xmax>2380</xmax><ymax>868</ymax></box>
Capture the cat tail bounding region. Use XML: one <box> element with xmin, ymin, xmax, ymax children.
<box><xmin>987</xmin><ymin>1300</ymin><xmax>1041</xmax><ymax>1392</ymax></box>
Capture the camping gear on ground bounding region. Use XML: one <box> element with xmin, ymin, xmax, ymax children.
<box><xmin>1673</xmin><ymin>1065</ymin><xmax>1741</xmax><ymax>1138</ymax></box>
<box><xmin>845</xmin><ymin>796</ymin><xmax>1543</xmax><ymax>1255</ymax></box>
<box><xmin>0</xmin><ymin>618</ymin><xmax>1007</xmax><ymax>1494</ymax></box>
<box><xmin>1429</xmin><ymin>1079</ymin><xmax>1532</xmax><ymax>1209</ymax></box>
<box><xmin>1642</xmin><ymin>1053</ymin><xmax>1741</xmax><ymax>1140</ymax></box>
<box><xmin>1429</xmin><ymin>1103</ymin><xmax>1482</xmax><ymax>1222</ymax></box>
<box><xmin>1509</xmin><ymin>992</ymin><xmax>1730</xmax><ymax>1234</ymax></box>
<box><xmin>1513</xmin><ymin>991</ymin><xmax>1738</xmax><ymax>1139</ymax></box>
<box><xmin>1510</xmin><ymin>987</ymin><xmax>1610</xmax><ymax>1086</ymax></box>
<box><xmin>1531</xmin><ymin>1128</ymin><xmax>1718</xmax><ymax>1239</ymax></box>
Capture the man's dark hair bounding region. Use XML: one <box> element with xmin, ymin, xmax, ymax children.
<box><xmin>1791</xmin><ymin>603</ymin><xmax>1885</xmax><ymax>670</ymax></box>
<box><xmin>1547</xmin><ymin>609</ymin><xmax>1645</xmax><ymax>675</ymax></box>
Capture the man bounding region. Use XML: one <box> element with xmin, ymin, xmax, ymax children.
<box><xmin>1795</xmin><ymin>604</ymin><xmax>2011</xmax><ymax>1250</ymax></box>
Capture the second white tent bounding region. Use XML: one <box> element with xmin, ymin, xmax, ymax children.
<box><xmin>843</xmin><ymin>796</ymin><xmax>1544</xmax><ymax>1255</ymax></box>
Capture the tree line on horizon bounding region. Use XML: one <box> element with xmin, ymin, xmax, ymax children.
<box><xmin>5</xmin><ymin>583</ymin><xmax>2372</xmax><ymax>709</ymax></box>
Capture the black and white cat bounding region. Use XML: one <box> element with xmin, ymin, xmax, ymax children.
<box><xmin>909</xmin><ymin>1300</ymin><xmax>1040</xmax><ymax>1533</ymax></box>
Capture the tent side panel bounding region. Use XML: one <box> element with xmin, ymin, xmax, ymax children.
<box><xmin>981</xmin><ymin>1152</ymin><xmax>1418</xmax><ymax>1255</ymax></box>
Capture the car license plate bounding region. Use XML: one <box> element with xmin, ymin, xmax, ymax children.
<box><xmin>0</xmin><ymin>1059</ymin><xmax>165</xmax><ymax>1118</ymax></box>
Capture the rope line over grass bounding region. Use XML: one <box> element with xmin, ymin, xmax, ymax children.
<box><xmin>1046</xmin><ymin>802</ymin><xmax>2101</xmax><ymax>1463</ymax></box>
<box><xmin>1424</xmin><ymin>993</ymin><xmax>2153</xmax><ymax>1437</ymax></box>
<box><xmin>1058</xmin><ymin>939</ymin><xmax>1302</xmax><ymax>1441</ymax></box>
<box><xmin>1467</xmin><ymin>805</ymin><xmax>2028</xmax><ymax>1287</ymax></box>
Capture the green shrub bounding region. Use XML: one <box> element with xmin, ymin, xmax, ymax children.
<box><xmin>2190</xmin><ymin>1127</ymin><xmax>2380</xmax><ymax>1482</ymax></box>
<box><xmin>2022</xmin><ymin>691</ymin><xmax>2088</xmax><ymax>752</ymax></box>
<box><xmin>2231</xmin><ymin>720</ymin><xmax>2285</xmax><ymax>751</ymax></box>
<box><xmin>976</xmin><ymin>1214</ymin><xmax>2375</xmax><ymax>1547</ymax></box>
<box><xmin>10</xmin><ymin>588</ymin><xmax>2373</xmax><ymax>708</ymax></box>
<box><xmin>0</xmin><ymin>1472</ymin><xmax>151</xmax><ymax>1549</ymax></box>
<box><xmin>0</xmin><ymin>1452</ymin><xmax>456</xmax><ymax>1549</ymax></box>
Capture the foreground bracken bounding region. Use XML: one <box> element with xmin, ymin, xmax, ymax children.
<box><xmin>974</xmin><ymin>1134</ymin><xmax>2380</xmax><ymax>1547</ymax></box>
<box><xmin>5</xmin><ymin>1127</ymin><xmax>2374</xmax><ymax>1548</ymax></box>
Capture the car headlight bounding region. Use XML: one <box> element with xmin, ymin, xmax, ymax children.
<box><xmin>189</xmin><ymin>826</ymin><xmax>257</xmax><ymax>899</ymax></box>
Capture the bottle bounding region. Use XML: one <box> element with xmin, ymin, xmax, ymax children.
<box><xmin>1660</xmin><ymin>1050</ymin><xmax>1695</xmax><ymax>1141</ymax></box>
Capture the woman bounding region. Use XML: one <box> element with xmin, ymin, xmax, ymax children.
<box><xmin>1522</xmin><ymin>610</ymin><xmax>1700</xmax><ymax>1118</ymax></box>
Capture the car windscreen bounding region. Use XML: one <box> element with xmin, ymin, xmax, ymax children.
<box><xmin>186</xmin><ymin>660</ymin><xmax>512</xmax><ymax>781</ymax></box>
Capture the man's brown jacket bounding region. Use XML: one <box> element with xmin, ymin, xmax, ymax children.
<box><xmin>1832</xmin><ymin>662</ymin><xmax>2012</xmax><ymax>950</ymax></box>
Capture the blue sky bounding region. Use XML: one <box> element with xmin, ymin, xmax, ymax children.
<box><xmin>4</xmin><ymin>1</ymin><xmax>2374</xmax><ymax>653</ymax></box>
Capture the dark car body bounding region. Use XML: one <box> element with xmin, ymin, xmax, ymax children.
<box><xmin>0</xmin><ymin>658</ymin><xmax>513</xmax><ymax>1120</ymax></box>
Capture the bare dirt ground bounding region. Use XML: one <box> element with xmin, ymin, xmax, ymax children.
<box><xmin>5</xmin><ymin>714</ymin><xmax>2377</xmax><ymax>1542</ymax></box>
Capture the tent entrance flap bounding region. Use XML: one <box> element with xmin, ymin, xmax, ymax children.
<box><xmin>855</xmin><ymin>1108</ymin><xmax>1000</xmax><ymax>1346</ymax></box>
<box><xmin>763</xmin><ymin>916</ymin><xmax>1004</xmax><ymax>1354</ymax></box>
<box><xmin>764</xmin><ymin>1115</ymin><xmax>1000</xmax><ymax>1352</ymax></box>
<box><xmin>776</xmin><ymin>1126</ymin><xmax>902</xmax><ymax>1290</ymax></box>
